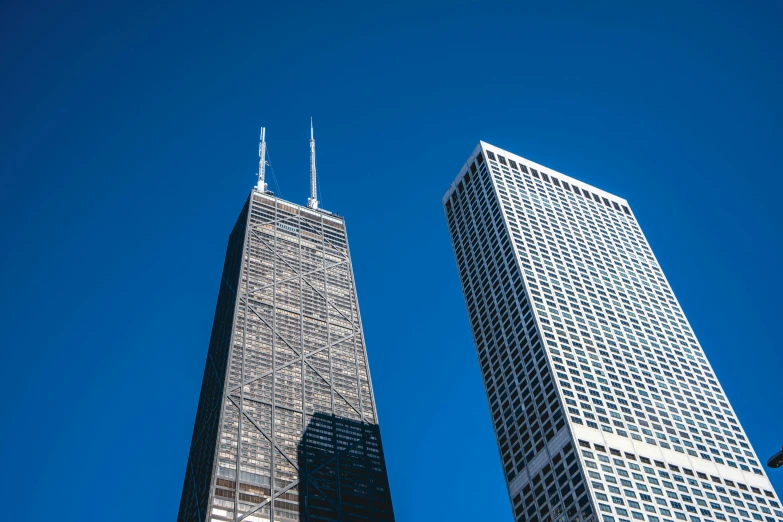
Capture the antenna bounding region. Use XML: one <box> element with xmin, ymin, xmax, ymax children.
<box><xmin>256</xmin><ymin>127</ymin><xmax>267</xmax><ymax>192</ymax></box>
<box><xmin>307</xmin><ymin>118</ymin><xmax>319</xmax><ymax>209</ymax></box>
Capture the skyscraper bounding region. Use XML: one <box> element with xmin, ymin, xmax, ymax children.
<box><xmin>443</xmin><ymin>142</ymin><xmax>782</xmax><ymax>522</ymax></box>
<box><xmin>178</xmin><ymin>126</ymin><xmax>394</xmax><ymax>522</ymax></box>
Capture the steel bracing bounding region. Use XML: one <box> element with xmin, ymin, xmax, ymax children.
<box><xmin>179</xmin><ymin>191</ymin><xmax>394</xmax><ymax>522</ymax></box>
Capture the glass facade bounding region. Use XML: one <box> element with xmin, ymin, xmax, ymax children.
<box><xmin>443</xmin><ymin>142</ymin><xmax>781</xmax><ymax>522</ymax></box>
<box><xmin>178</xmin><ymin>190</ymin><xmax>394</xmax><ymax>522</ymax></box>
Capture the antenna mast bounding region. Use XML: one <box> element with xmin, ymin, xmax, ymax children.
<box><xmin>307</xmin><ymin>118</ymin><xmax>319</xmax><ymax>209</ymax></box>
<box><xmin>256</xmin><ymin>127</ymin><xmax>267</xmax><ymax>192</ymax></box>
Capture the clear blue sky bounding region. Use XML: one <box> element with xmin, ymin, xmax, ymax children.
<box><xmin>1</xmin><ymin>1</ymin><xmax>781</xmax><ymax>520</ymax></box>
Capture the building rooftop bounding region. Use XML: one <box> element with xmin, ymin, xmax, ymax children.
<box><xmin>443</xmin><ymin>141</ymin><xmax>630</xmax><ymax>209</ymax></box>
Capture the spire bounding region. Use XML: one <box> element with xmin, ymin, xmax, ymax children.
<box><xmin>307</xmin><ymin>118</ymin><xmax>319</xmax><ymax>209</ymax></box>
<box><xmin>256</xmin><ymin>127</ymin><xmax>267</xmax><ymax>192</ymax></box>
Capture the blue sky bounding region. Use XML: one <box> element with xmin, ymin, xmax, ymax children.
<box><xmin>1</xmin><ymin>1</ymin><xmax>781</xmax><ymax>520</ymax></box>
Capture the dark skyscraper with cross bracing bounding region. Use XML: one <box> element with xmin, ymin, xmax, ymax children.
<box><xmin>178</xmin><ymin>126</ymin><xmax>394</xmax><ymax>522</ymax></box>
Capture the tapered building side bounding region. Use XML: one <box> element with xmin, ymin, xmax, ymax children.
<box><xmin>444</xmin><ymin>142</ymin><xmax>782</xmax><ymax>522</ymax></box>
<box><xmin>178</xmin><ymin>130</ymin><xmax>394</xmax><ymax>522</ymax></box>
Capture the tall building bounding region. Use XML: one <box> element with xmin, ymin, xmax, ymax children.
<box><xmin>178</xmin><ymin>126</ymin><xmax>394</xmax><ymax>522</ymax></box>
<box><xmin>443</xmin><ymin>142</ymin><xmax>782</xmax><ymax>522</ymax></box>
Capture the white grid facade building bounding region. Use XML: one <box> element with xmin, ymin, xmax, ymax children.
<box><xmin>443</xmin><ymin>142</ymin><xmax>781</xmax><ymax>522</ymax></box>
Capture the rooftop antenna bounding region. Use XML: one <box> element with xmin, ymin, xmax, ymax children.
<box><xmin>256</xmin><ymin>127</ymin><xmax>267</xmax><ymax>192</ymax></box>
<box><xmin>307</xmin><ymin>118</ymin><xmax>319</xmax><ymax>209</ymax></box>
